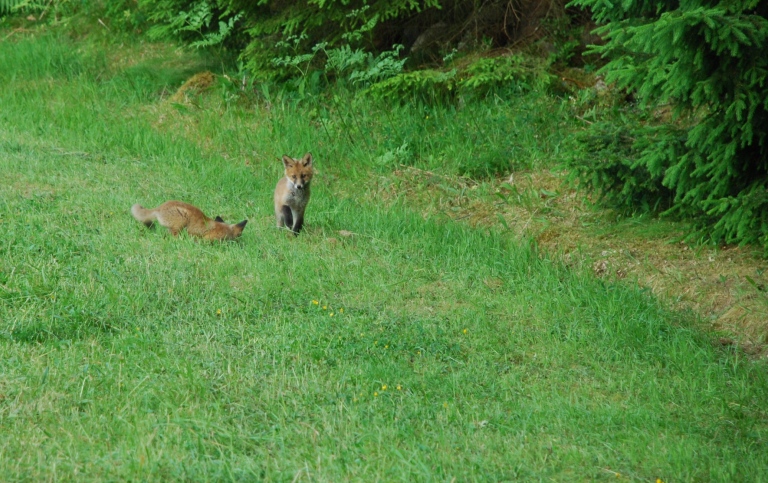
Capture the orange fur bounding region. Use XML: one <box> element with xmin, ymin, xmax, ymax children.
<box><xmin>131</xmin><ymin>200</ymin><xmax>247</xmax><ymax>241</ymax></box>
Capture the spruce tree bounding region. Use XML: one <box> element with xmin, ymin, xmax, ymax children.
<box><xmin>570</xmin><ymin>0</ymin><xmax>768</xmax><ymax>249</ymax></box>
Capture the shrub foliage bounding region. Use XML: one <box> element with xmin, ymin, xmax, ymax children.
<box><xmin>128</xmin><ymin>0</ymin><xmax>572</xmax><ymax>79</ymax></box>
<box><xmin>570</xmin><ymin>0</ymin><xmax>768</xmax><ymax>249</ymax></box>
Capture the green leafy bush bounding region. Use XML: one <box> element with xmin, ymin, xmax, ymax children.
<box><xmin>365</xmin><ymin>53</ymin><xmax>556</xmax><ymax>104</ymax></box>
<box><xmin>146</xmin><ymin>1</ymin><xmax>242</xmax><ymax>48</ymax></box>
<box><xmin>365</xmin><ymin>68</ymin><xmax>458</xmax><ymax>104</ymax></box>
<box><xmin>139</xmin><ymin>0</ymin><xmax>244</xmax><ymax>48</ymax></box>
<box><xmin>119</xmin><ymin>0</ymin><xmax>578</xmax><ymax>82</ymax></box>
<box><xmin>271</xmin><ymin>38</ymin><xmax>407</xmax><ymax>91</ymax></box>
<box><xmin>135</xmin><ymin>0</ymin><xmax>436</xmax><ymax>78</ymax></box>
<box><xmin>569</xmin><ymin>0</ymin><xmax>768</xmax><ymax>249</ymax></box>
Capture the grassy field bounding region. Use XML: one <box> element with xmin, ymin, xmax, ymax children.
<box><xmin>1</xmin><ymin>32</ymin><xmax>767</xmax><ymax>481</ymax></box>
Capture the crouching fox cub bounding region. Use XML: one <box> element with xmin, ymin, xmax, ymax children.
<box><xmin>131</xmin><ymin>201</ymin><xmax>247</xmax><ymax>241</ymax></box>
<box><xmin>274</xmin><ymin>152</ymin><xmax>314</xmax><ymax>234</ymax></box>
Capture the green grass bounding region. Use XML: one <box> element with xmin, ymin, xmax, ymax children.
<box><xmin>1</xmin><ymin>32</ymin><xmax>767</xmax><ymax>481</ymax></box>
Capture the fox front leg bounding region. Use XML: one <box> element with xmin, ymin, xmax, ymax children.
<box><xmin>290</xmin><ymin>208</ymin><xmax>304</xmax><ymax>235</ymax></box>
<box><xmin>280</xmin><ymin>205</ymin><xmax>294</xmax><ymax>231</ymax></box>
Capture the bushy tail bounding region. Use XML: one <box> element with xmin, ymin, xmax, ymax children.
<box><xmin>131</xmin><ymin>204</ymin><xmax>156</xmax><ymax>227</ymax></box>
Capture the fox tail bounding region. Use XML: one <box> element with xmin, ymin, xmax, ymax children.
<box><xmin>131</xmin><ymin>204</ymin><xmax>156</xmax><ymax>227</ymax></box>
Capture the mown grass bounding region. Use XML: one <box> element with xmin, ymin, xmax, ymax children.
<box><xmin>1</xmin><ymin>32</ymin><xmax>767</xmax><ymax>481</ymax></box>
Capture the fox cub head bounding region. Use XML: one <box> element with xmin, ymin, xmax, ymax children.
<box><xmin>215</xmin><ymin>218</ymin><xmax>248</xmax><ymax>240</ymax></box>
<box><xmin>282</xmin><ymin>152</ymin><xmax>314</xmax><ymax>190</ymax></box>
<box><xmin>213</xmin><ymin>215</ymin><xmax>247</xmax><ymax>240</ymax></box>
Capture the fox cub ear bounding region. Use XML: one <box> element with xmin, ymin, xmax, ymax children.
<box><xmin>301</xmin><ymin>152</ymin><xmax>313</xmax><ymax>167</ymax></box>
<box><xmin>236</xmin><ymin>220</ymin><xmax>248</xmax><ymax>228</ymax></box>
<box><xmin>282</xmin><ymin>155</ymin><xmax>295</xmax><ymax>168</ymax></box>
<box><xmin>214</xmin><ymin>216</ymin><xmax>225</xmax><ymax>223</ymax></box>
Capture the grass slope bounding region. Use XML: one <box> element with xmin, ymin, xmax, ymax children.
<box><xmin>0</xmin><ymin>33</ymin><xmax>767</xmax><ymax>481</ymax></box>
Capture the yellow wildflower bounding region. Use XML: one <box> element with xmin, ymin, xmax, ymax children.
<box><xmin>381</xmin><ymin>385</ymin><xmax>387</xmax><ymax>391</ymax></box>
<box><xmin>312</xmin><ymin>300</ymin><xmax>319</xmax><ymax>305</ymax></box>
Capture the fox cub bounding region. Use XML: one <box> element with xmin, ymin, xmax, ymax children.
<box><xmin>131</xmin><ymin>200</ymin><xmax>247</xmax><ymax>241</ymax></box>
<box><xmin>274</xmin><ymin>152</ymin><xmax>314</xmax><ymax>234</ymax></box>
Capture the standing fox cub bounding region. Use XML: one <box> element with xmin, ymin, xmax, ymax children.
<box><xmin>131</xmin><ymin>201</ymin><xmax>247</xmax><ymax>241</ymax></box>
<box><xmin>274</xmin><ymin>152</ymin><xmax>314</xmax><ymax>234</ymax></box>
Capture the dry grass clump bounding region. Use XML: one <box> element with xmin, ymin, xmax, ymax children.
<box><xmin>168</xmin><ymin>71</ymin><xmax>215</xmax><ymax>104</ymax></box>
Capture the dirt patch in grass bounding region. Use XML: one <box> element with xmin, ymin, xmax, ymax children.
<box><xmin>374</xmin><ymin>166</ymin><xmax>768</xmax><ymax>357</ymax></box>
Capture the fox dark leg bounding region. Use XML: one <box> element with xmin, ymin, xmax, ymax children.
<box><xmin>281</xmin><ymin>205</ymin><xmax>293</xmax><ymax>230</ymax></box>
<box><xmin>292</xmin><ymin>211</ymin><xmax>304</xmax><ymax>235</ymax></box>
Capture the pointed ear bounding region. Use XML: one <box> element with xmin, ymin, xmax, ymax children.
<box><xmin>236</xmin><ymin>220</ymin><xmax>247</xmax><ymax>228</ymax></box>
<box><xmin>282</xmin><ymin>155</ymin><xmax>294</xmax><ymax>168</ymax></box>
<box><xmin>301</xmin><ymin>152</ymin><xmax>313</xmax><ymax>167</ymax></box>
<box><xmin>214</xmin><ymin>216</ymin><xmax>224</xmax><ymax>223</ymax></box>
